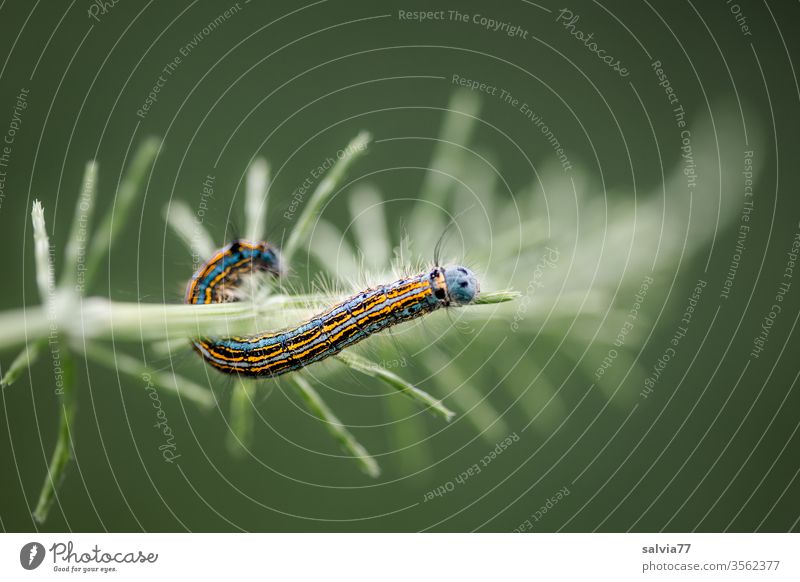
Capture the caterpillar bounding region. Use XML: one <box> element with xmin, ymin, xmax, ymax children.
<box><xmin>185</xmin><ymin>238</ymin><xmax>479</xmax><ymax>378</ymax></box>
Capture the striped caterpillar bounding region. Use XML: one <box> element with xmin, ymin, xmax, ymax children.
<box><xmin>185</xmin><ymin>239</ymin><xmax>479</xmax><ymax>377</ymax></box>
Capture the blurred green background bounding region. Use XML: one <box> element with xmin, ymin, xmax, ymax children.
<box><xmin>1</xmin><ymin>0</ymin><xmax>799</xmax><ymax>532</ymax></box>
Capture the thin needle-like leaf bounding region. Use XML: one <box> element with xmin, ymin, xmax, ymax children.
<box><xmin>226</xmin><ymin>378</ymin><xmax>256</xmax><ymax>457</ymax></box>
<box><xmin>426</xmin><ymin>350</ymin><xmax>508</xmax><ymax>442</ymax></box>
<box><xmin>245</xmin><ymin>158</ymin><xmax>269</xmax><ymax>242</ymax></box>
<box><xmin>60</xmin><ymin>161</ymin><xmax>97</xmax><ymax>292</ymax></box>
<box><xmin>348</xmin><ymin>184</ymin><xmax>390</xmax><ymax>270</ymax></box>
<box><xmin>33</xmin><ymin>349</ymin><xmax>75</xmax><ymax>524</ymax></box>
<box><xmin>78</xmin><ymin>342</ymin><xmax>215</xmax><ymax>408</ymax></box>
<box><xmin>472</xmin><ymin>290</ymin><xmax>521</xmax><ymax>305</ymax></box>
<box><xmin>0</xmin><ymin>340</ymin><xmax>45</xmax><ymax>388</ymax></box>
<box><xmin>85</xmin><ymin>137</ymin><xmax>160</xmax><ymax>285</ymax></box>
<box><xmin>31</xmin><ymin>200</ymin><xmax>54</xmax><ymax>302</ymax></box>
<box><xmin>308</xmin><ymin>219</ymin><xmax>361</xmax><ymax>283</ymax></box>
<box><xmin>337</xmin><ymin>352</ymin><xmax>455</xmax><ymax>422</ymax></box>
<box><xmin>283</xmin><ymin>132</ymin><xmax>370</xmax><ymax>263</ymax></box>
<box><xmin>289</xmin><ymin>374</ymin><xmax>380</xmax><ymax>478</ymax></box>
<box><xmin>408</xmin><ymin>90</ymin><xmax>480</xmax><ymax>249</ymax></box>
<box><xmin>163</xmin><ymin>200</ymin><xmax>216</xmax><ymax>263</ymax></box>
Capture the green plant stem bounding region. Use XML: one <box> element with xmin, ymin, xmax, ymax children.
<box><xmin>0</xmin><ymin>290</ymin><xmax>518</xmax><ymax>353</ymax></box>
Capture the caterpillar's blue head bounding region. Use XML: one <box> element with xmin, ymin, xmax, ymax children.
<box><xmin>443</xmin><ymin>265</ymin><xmax>479</xmax><ymax>305</ymax></box>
